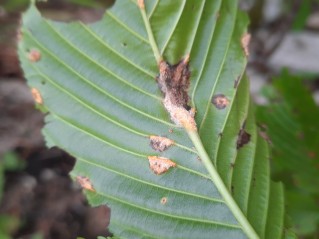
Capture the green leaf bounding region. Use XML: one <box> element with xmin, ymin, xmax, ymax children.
<box><xmin>257</xmin><ymin>71</ymin><xmax>319</xmax><ymax>236</ymax></box>
<box><xmin>19</xmin><ymin>1</ymin><xmax>285</xmax><ymax>238</ymax></box>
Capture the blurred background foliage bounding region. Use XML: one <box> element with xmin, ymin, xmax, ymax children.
<box><xmin>257</xmin><ymin>71</ymin><xmax>319</xmax><ymax>237</ymax></box>
<box><xmin>0</xmin><ymin>0</ymin><xmax>318</xmax><ymax>238</ymax></box>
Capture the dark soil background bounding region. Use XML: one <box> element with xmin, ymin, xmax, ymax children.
<box><xmin>0</xmin><ymin>1</ymin><xmax>113</xmax><ymax>238</ymax></box>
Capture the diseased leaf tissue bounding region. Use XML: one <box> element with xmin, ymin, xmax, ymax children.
<box><xmin>157</xmin><ymin>56</ymin><xmax>197</xmax><ymax>131</ymax></box>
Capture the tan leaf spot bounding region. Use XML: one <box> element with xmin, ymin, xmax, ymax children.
<box><xmin>31</xmin><ymin>88</ymin><xmax>43</xmax><ymax>104</ymax></box>
<box><xmin>148</xmin><ymin>156</ymin><xmax>176</xmax><ymax>175</ymax></box>
<box><xmin>160</xmin><ymin>197</ymin><xmax>168</xmax><ymax>205</ymax></box>
<box><xmin>149</xmin><ymin>135</ymin><xmax>174</xmax><ymax>152</ymax></box>
<box><xmin>241</xmin><ymin>33</ymin><xmax>251</xmax><ymax>57</ymax></box>
<box><xmin>76</xmin><ymin>176</ymin><xmax>95</xmax><ymax>192</ymax></box>
<box><xmin>27</xmin><ymin>49</ymin><xmax>41</xmax><ymax>62</ymax></box>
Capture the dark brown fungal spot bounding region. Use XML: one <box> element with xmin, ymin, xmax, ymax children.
<box><xmin>27</xmin><ymin>49</ymin><xmax>41</xmax><ymax>62</ymax></box>
<box><xmin>149</xmin><ymin>135</ymin><xmax>174</xmax><ymax>152</ymax></box>
<box><xmin>148</xmin><ymin>156</ymin><xmax>176</xmax><ymax>175</ymax></box>
<box><xmin>160</xmin><ymin>197</ymin><xmax>168</xmax><ymax>205</ymax></box>
<box><xmin>122</xmin><ymin>42</ymin><xmax>127</xmax><ymax>47</ymax></box>
<box><xmin>237</xmin><ymin>121</ymin><xmax>251</xmax><ymax>149</ymax></box>
<box><xmin>231</xmin><ymin>185</ymin><xmax>234</xmax><ymax>194</ymax></box>
<box><xmin>157</xmin><ymin>56</ymin><xmax>190</xmax><ymax>109</ymax></box>
<box><xmin>237</xmin><ymin>129</ymin><xmax>251</xmax><ymax>149</ymax></box>
<box><xmin>212</xmin><ymin>94</ymin><xmax>229</xmax><ymax>109</ymax></box>
<box><xmin>234</xmin><ymin>76</ymin><xmax>241</xmax><ymax>88</ymax></box>
<box><xmin>218</xmin><ymin>132</ymin><xmax>223</xmax><ymax>138</ymax></box>
<box><xmin>156</xmin><ymin>55</ymin><xmax>197</xmax><ymax>131</ymax></box>
<box><xmin>230</xmin><ymin>163</ymin><xmax>235</xmax><ymax>168</ymax></box>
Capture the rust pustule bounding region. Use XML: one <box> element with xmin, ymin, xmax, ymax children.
<box><xmin>149</xmin><ymin>135</ymin><xmax>174</xmax><ymax>152</ymax></box>
<box><xmin>148</xmin><ymin>156</ymin><xmax>176</xmax><ymax>175</ymax></box>
<box><xmin>76</xmin><ymin>176</ymin><xmax>95</xmax><ymax>192</ymax></box>
<box><xmin>156</xmin><ymin>55</ymin><xmax>197</xmax><ymax>131</ymax></box>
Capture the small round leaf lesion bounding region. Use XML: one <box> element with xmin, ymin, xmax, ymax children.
<box><xmin>211</xmin><ymin>94</ymin><xmax>229</xmax><ymax>109</ymax></box>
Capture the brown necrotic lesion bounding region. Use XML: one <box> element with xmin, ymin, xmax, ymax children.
<box><xmin>149</xmin><ymin>135</ymin><xmax>174</xmax><ymax>152</ymax></box>
<box><xmin>157</xmin><ymin>56</ymin><xmax>190</xmax><ymax>110</ymax></box>
<box><xmin>156</xmin><ymin>56</ymin><xmax>197</xmax><ymax>131</ymax></box>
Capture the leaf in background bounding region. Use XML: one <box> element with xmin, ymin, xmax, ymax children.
<box><xmin>19</xmin><ymin>0</ymin><xmax>285</xmax><ymax>238</ymax></box>
<box><xmin>257</xmin><ymin>71</ymin><xmax>319</xmax><ymax>236</ymax></box>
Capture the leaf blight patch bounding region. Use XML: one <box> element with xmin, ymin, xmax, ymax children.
<box><xmin>156</xmin><ymin>55</ymin><xmax>197</xmax><ymax>131</ymax></box>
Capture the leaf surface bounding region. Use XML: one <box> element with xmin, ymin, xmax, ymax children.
<box><xmin>19</xmin><ymin>1</ymin><xmax>285</xmax><ymax>238</ymax></box>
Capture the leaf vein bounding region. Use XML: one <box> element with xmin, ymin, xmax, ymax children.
<box><xmin>160</xmin><ymin>0</ymin><xmax>187</xmax><ymax>55</ymax></box>
<box><xmin>106</xmin><ymin>10</ymin><xmax>149</xmax><ymax>43</ymax></box>
<box><xmin>24</xmin><ymin>30</ymin><xmax>175</xmax><ymax>127</ymax></box>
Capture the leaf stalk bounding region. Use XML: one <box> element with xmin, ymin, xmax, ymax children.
<box><xmin>139</xmin><ymin>1</ymin><xmax>259</xmax><ymax>238</ymax></box>
<box><xmin>187</xmin><ymin>130</ymin><xmax>259</xmax><ymax>239</ymax></box>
